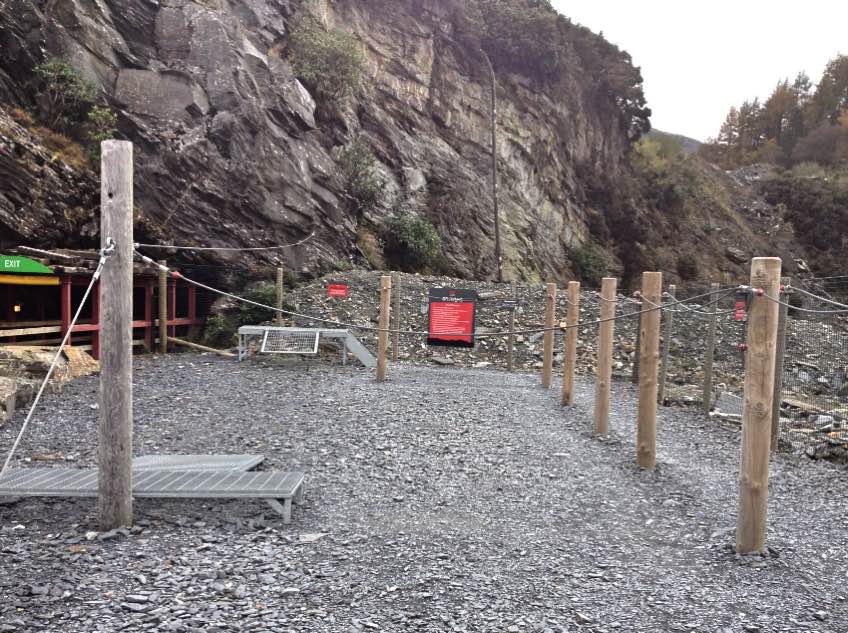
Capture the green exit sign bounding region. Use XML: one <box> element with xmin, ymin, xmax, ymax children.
<box><xmin>1</xmin><ymin>255</ymin><xmax>55</xmax><ymax>274</ymax></box>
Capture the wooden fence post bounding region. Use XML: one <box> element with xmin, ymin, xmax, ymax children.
<box><xmin>541</xmin><ymin>283</ymin><xmax>556</xmax><ymax>388</ymax></box>
<box><xmin>771</xmin><ymin>278</ymin><xmax>790</xmax><ymax>453</ymax></box>
<box><xmin>376</xmin><ymin>275</ymin><xmax>392</xmax><ymax>381</ymax></box>
<box><xmin>98</xmin><ymin>140</ymin><xmax>134</xmax><ymax>530</ymax></box>
<box><xmin>736</xmin><ymin>257</ymin><xmax>782</xmax><ymax>554</ymax></box>
<box><xmin>392</xmin><ymin>274</ymin><xmax>402</xmax><ymax>361</ymax></box>
<box><xmin>631</xmin><ymin>309</ymin><xmax>641</xmax><ymax>384</ymax></box>
<box><xmin>158</xmin><ymin>260</ymin><xmax>168</xmax><ymax>354</ymax></box>
<box><xmin>276</xmin><ymin>266</ymin><xmax>285</xmax><ymax>326</ymax></box>
<box><xmin>637</xmin><ymin>272</ymin><xmax>662</xmax><ymax>470</ymax></box>
<box><xmin>702</xmin><ymin>282</ymin><xmax>720</xmax><ymax>413</ymax></box>
<box><xmin>561</xmin><ymin>281</ymin><xmax>580</xmax><ymax>405</ymax></box>
<box><xmin>593</xmin><ymin>278</ymin><xmax>617</xmax><ymax>434</ymax></box>
<box><xmin>658</xmin><ymin>284</ymin><xmax>676</xmax><ymax>405</ymax></box>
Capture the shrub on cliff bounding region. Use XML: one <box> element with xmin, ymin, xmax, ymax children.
<box><xmin>570</xmin><ymin>240</ymin><xmax>608</xmax><ymax>286</ymax></box>
<box><xmin>289</xmin><ymin>15</ymin><xmax>365</xmax><ymax>103</ymax></box>
<box><xmin>337</xmin><ymin>136</ymin><xmax>385</xmax><ymax>216</ymax></box>
<box><xmin>33</xmin><ymin>58</ymin><xmax>98</xmax><ymax>131</ymax></box>
<box><xmin>85</xmin><ymin>106</ymin><xmax>118</xmax><ymax>164</ymax></box>
<box><xmin>384</xmin><ymin>213</ymin><xmax>442</xmax><ymax>272</ymax></box>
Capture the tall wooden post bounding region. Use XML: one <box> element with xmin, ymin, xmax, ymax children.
<box><xmin>158</xmin><ymin>260</ymin><xmax>168</xmax><ymax>354</ymax></box>
<box><xmin>98</xmin><ymin>140</ymin><xmax>134</xmax><ymax>530</ymax></box>
<box><xmin>736</xmin><ymin>257</ymin><xmax>782</xmax><ymax>554</ymax></box>
<box><xmin>637</xmin><ymin>272</ymin><xmax>662</xmax><ymax>470</ymax></box>
<box><xmin>631</xmin><ymin>309</ymin><xmax>642</xmax><ymax>384</ymax></box>
<box><xmin>276</xmin><ymin>267</ymin><xmax>285</xmax><ymax>326</ymax></box>
<box><xmin>392</xmin><ymin>274</ymin><xmax>402</xmax><ymax>361</ymax></box>
<box><xmin>561</xmin><ymin>281</ymin><xmax>580</xmax><ymax>406</ymax></box>
<box><xmin>702</xmin><ymin>282</ymin><xmax>720</xmax><ymax>413</ymax></box>
<box><xmin>658</xmin><ymin>284</ymin><xmax>676</xmax><ymax>405</ymax></box>
<box><xmin>507</xmin><ymin>281</ymin><xmax>516</xmax><ymax>372</ymax></box>
<box><xmin>771</xmin><ymin>278</ymin><xmax>790</xmax><ymax>453</ymax></box>
<box><xmin>376</xmin><ymin>275</ymin><xmax>392</xmax><ymax>381</ymax></box>
<box><xmin>541</xmin><ymin>283</ymin><xmax>556</xmax><ymax>388</ymax></box>
<box><xmin>594</xmin><ymin>278</ymin><xmax>617</xmax><ymax>434</ymax></box>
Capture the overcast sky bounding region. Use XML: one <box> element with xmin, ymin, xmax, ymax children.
<box><xmin>550</xmin><ymin>1</ymin><xmax>848</xmax><ymax>141</ymax></box>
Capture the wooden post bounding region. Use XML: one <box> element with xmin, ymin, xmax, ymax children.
<box><xmin>771</xmin><ymin>278</ymin><xmax>790</xmax><ymax>453</ymax></box>
<box><xmin>158</xmin><ymin>260</ymin><xmax>168</xmax><ymax>354</ymax></box>
<box><xmin>702</xmin><ymin>282</ymin><xmax>720</xmax><ymax>413</ymax></box>
<box><xmin>143</xmin><ymin>280</ymin><xmax>154</xmax><ymax>352</ymax></box>
<box><xmin>736</xmin><ymin>257</ymin><xmax>782</xmax><ymax>554</ymax></box>
<box><xmin>98</xmin><ymin>140</ymin><xmax>134</xmax><ymax>530</ymax></box>
<box><xmin>376</xmin><ymin>275</ymin><xmax>392</xmax><ymax>381</ymax></box>
<box><xmin>276</xmin><ymin>267</ymin><xmax>284</xmax><ymax>326</ymax></box>
<box><xmin>541</xmin><ymin>283</ymin><xmax>556</xmax><ymax>388</ymax></box>
<box><xmin>561</xmin><ymin>281</ymin><xmax>580</xmax><ymax>405</ymax></box>
<box><xmin>631</xmin><ymin>309</ymin><xmax>642</xmax><ymax>384</ymax></box>
<box><xmin>507</xmin><ymin>281</ymin><xmax>516</xmax><ymax>372</ymax></box>
<box><xmin>392</xmin><ymin>274</ymin><xmax>402</xmax><ymax>361</ymax></box>
<box><xmin>593</xmin><ymin>278</ymin><xmax>617</xmax><ymax>434</ymax></box>
<box><xmin>637</xmin><ymin>272</ymin><xmax>662</xmax><ymax>470</ymax></box>
<box><xmin>658</xmin><ymin>284</ymin><xmax>676</xmax><ymax>405</ymax></box>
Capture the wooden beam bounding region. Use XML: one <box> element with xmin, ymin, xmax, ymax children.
<box><xmin>702</xmin><ymin>282</ymin><xmax>720</xmax><ymax>413</ymax></box>
<box><xmin>98</xmin><ymin>139</ymin><xmax>134</xmax><ymax>530</ymax></box>
<box><xmin>658</xmin><ymin>284</ymin><xmax>675</xmax><ymax>405</ymax></box>
<box><xmin>561</xmin><ymin>281</ymin><xmax>580</xmax><ymax>406</ymax></box>
<box><xmin>170</xmin><ymin>337</ymin><xmax>236</xmax><ymax>358</ymax></box>
<box><xmin>392</xmin><ymin>274</ymin><xmax>402</xmax><ymax>361</ymax></box>
<box><xmin>376</xmin><ymin>275</ymin><xmax>392</xmax><ymax>381</ymax></box>
<box><xmin>736</xmin><ymin>257</ymin><xmax>781</xmax><ymax>554</ymax></box>
<box><xmin>0</xmin><ymin>326</ymin><xmax>64</xmax><ymax>338</ymax></box>
<box><xmin>771</xmin><ymin>278</ymin><xmax>790</xmax><ymax>453</ymax></box>
<box><xmin>276</xmin><ymin>267</ymin><xmax>285</xmax><ymax>326</ymax></box>
<box><xmin>637</xmin><ymin>272</ymin><xmax>662</xmax><ymax>470</ymax></box>
<box><xmin>594</xmin><ymin>278</ymin><xmax>617</xmax><ymax>434</ymax></box>
<box><xmin>541</xmin><ymin>283</ymin><xmax>556</xmax><ymax>389</ymax></box>
<box><xmin>158</xmin><ymin>261</ymin><xmax>168</xmax><ymax>354</ymax></box>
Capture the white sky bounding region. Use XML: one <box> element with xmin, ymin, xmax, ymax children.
<box><xmin>551</xmin><ymin>1</ymin><xmax>848</xmax><ymax>141</ymax></box>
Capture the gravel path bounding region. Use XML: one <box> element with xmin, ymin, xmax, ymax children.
<box><xmin>1</xmin><ymin>355</ymin><xmax>847</xmax><ymax>632</ymax></box>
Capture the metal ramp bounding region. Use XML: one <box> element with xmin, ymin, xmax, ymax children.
<box><xmin>238</xmin><ymin>326</ymin><xmax>376</xmax><ymax>368</ymax></box>
<box><xmin>0</xmin><ymin>467</ymin><xmax>304</xmax><ymax>524</ymax></box>
<box><xmin>133</xmin><ymin>454</ymin><xmax>265</xmax><ymax>471</ymax></box>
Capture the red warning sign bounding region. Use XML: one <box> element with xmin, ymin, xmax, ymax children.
<box><xmin>427</xmin><ymin>288</ymin><xmax>477</xmax><ymax>347</ymax></box>
<box><xmin>327</xmin><ymin>281</ymin><xmax>349</xmax><ymax>298</ymax></box>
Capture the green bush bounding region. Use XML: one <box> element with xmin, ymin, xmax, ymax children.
<box><xmin>384</xmin><ymin>213</ymin><xmax>442</xmax><ymax>272</ymax></box>
<box><xmin>676</xmin><ymin>254</ymin><xmax>698</xmax><ymax>280</ymax></box>
<box><xmin>338</xmin><ymin>137</ymin><xmax>385</xmax><ymax>215</ymax></box>
<box><xmin>570</xmin><ymin>241</ymin><xmax>608</xmax><ymax>286</ymax></box>
<box><xmin>289</xmin><ymin>15</ymin><xmax>365</xmax><ymax>103</ymax></box>
<box><xmin>33</xmin><ymin>58</ymin><xmax>98</xmax><ymax>131</ymax></box>
<box><xmin>203</xmin><ymin>283</ymin><xmax>278</xmax><ymax>347</ymax></box>
<box><xmin>85</xmin><ymin>106</ymin><xmax>118</xmax><ymax>164</ymax></box>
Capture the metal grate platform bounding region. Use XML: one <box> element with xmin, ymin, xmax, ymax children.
<box><xmin>133</xmin><ymin>454</ymin><xmax>265</xmax><ymax>471</ymax></box>
<box><xmin>261</xmin><ymin>329</ymin><xmax>320</xmax><ymax>354</ymax></box>
<box><xmin>0</xmin><ymin>469</ymin><xmax>305</xmax><ymax>523</ymax></box>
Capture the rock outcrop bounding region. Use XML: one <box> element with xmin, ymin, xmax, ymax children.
<box><xmin>0</xmin><ymin>0</ymin><xmax>648</xmax><ymax>282</ymax></box>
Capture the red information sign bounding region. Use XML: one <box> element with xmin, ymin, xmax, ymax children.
<box><xmin>428</xmin><ymin>288</ymin><xmax>477</xmax><ymax>347</ymax></box>
<box><xmin>327</xmin><ymin>281</ymin><xmax>349</xmax><ymax>298</ymax></box>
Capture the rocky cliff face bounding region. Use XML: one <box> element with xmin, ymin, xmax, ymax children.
<box><xmin>0</xmin><ymin>0</ymin><xmax>644</xmax><ymax>282</ymax></box>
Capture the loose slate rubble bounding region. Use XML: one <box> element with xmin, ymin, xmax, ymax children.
<box><xmin>283</xmin><ymin>270</ymin><xmax>848</xmax><ymax>460</ymax></box>
<box><xmin>1</xmin><ymin>356</ymin><xmax>847</xmax><ymax>631</ymax></box>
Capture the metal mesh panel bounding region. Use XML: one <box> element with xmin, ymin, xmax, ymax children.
<box><xmin>261</xmin><ymin>329</ymin><xmax>319</xmax><ymax>354</ymax></box>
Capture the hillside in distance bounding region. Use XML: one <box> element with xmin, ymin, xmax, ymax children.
<box><xmin>0</xmin><ymin>0</ymin><xmax>806</xmax><ymax>288</ymax></box>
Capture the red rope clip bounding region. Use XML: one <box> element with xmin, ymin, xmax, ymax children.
<box><xmin>737</xmin><ymin>343</ymin><xmax>749</xmax><ymax>352</ymax></box>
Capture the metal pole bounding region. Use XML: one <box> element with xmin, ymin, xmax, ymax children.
<box><xmin>98</xmin><ymin>140</ymin><xmax>134</xmax><ymax>530</ymax></box>
<box><xmin>158</xmin><ymin>260</ymin><xmax>167</xmax><ymax>354</ymax></box>
<box><xmin>770</xmin><ymin>278</ymin><xmax>790</xmax><ymax>453</ymax></box>
<box><xmin>482</xmin><ymin>52</ymin><xmax>502</xmax><ymax>282</ymax></box>
<box><xmin>276</xmin><ymin>267</ymin><xmax>284</xmax><ymax>326</ymax></box>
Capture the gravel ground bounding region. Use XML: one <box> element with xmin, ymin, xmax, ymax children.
<box><xmin>1</xmin><ymin>354</ymin><xmax>847</xmax><ymax>633</ymax></box>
